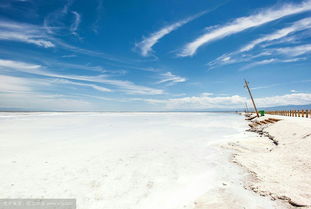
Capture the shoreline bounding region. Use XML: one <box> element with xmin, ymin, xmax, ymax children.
<box><xmin>228</xmin><ymin>113</ymin><xmax>311</xmax><ymax>208</ymax></box>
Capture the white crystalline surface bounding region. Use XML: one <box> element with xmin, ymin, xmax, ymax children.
<box><xmin>0</xmin><ymin>112</ymin><xmax>272</xmax><ymax>209</ymax></box>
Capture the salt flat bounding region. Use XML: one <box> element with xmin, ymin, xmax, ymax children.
<box><xmin>0</xmin><ymin>112</ymin><xmax>280</xmax><ymax>209</ymax></box>
<box><xmin>230</xmin><ymin>114</ymin><xmax>311</xmax><ymax>208</ymax></box>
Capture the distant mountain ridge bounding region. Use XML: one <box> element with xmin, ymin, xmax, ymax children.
<box><xmin>1</xmin><ymin>104</ymin><xmax>311</xmax><ymax>112</ymax></box>
<box><xmin>259</xmin><ymin>104</ymin><xmax>311</xmax><ymax>111</ymax></box>
<box><xmin>233</xmin><ymin>104</ymin><xmax>311</xmax><ymax>112</ymax></box>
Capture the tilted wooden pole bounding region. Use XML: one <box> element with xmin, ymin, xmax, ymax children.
<box><xmin>244</xmin><ymin>80</ymin><xmax>259</xmax><ymax>117</ymax></box>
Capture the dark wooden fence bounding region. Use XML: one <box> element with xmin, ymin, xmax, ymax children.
<box><xmin>266</xmin><ymin>110</ymin><xmax>310</xmax><ymax>118</ymax></box>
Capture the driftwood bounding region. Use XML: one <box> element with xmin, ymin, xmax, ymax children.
<box><xmin>249</xmin><ymin>118</ymin><xmax>281</xmax><ymax>128</ymax></box>
<box><xmin>268</xmin><ymin>118</ymin><xmax>281</xmax><ymax>122</ymax></box>
<box><xmin>245</xmin><ymin>115</ymin><xmax>257</xmax><ymax>121</ymax></box>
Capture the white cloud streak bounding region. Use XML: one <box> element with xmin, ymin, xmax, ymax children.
<box><xmin>0</xmin><ymin>19</ymin><xmax>137</xmax><ymax>64</ymax></box>
<box><xmin>208</xmin><ymin>17</ymin><xmax>311</xmax><ymax>69</ymax></box>
<box><xmin>0</xmin><ymin>59</ymin><xmax>164</xmax><ymax>95</ymax></box>
<box><xmin>242</xmin><ymin>58</ymin><xmax>277</xmax><ymax>70</ymax></box>
<box><xmin>0</xmin><ymin>20</ymin><xmax>55</xmax><ymax>48</ymax></box>
<box><xmin>52</xmin><ymin>79</ymin><xmax>112</xmax><ymax>92</ymax></box>
<box><xmin>239</xmin><ymin>57</ymin><xmax>305</xmax><ymax>70</ymax></box>
<box><xmin>275</xmin><ymin>44</ymin><xmax>311</xmax><ymax>56</ymax></box>
<box><xmin>240</xmin><ymin>17</ymin><xmax>311</xmax><ymax>52</ymax></box>
<box><xmin>70</xmin><ymin>11</ymin><xmax>81</xmax><ymax>35</ymax></box>
<box><xmin>136</xmin><ymin>11</ymin><xmax>205</xmax><ymax>56</ymax></box>
<box><xmin>179</xmin><ymin>0</ymin><xmax>311</xmax><ymax>57</ymax></box>
<box><xmin>0</xmin><ymin>59</ymin><xmax>41</xmax><ymax>70</ymax></box>
<box><xmin>0</xmin><ymin>71</ymin><xmax>111</xmax><ymax>94</ymax></box>
<box><xmin>43</xmin><ymin>0</ymin><xmax>75</xmax><ymax>35</ymax></box>
<box><xmin>158</xmin><ymin>72</ymin><xmax>186</xmax><ymax>85</ymax></box>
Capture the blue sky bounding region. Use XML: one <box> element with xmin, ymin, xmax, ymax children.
<box><xmin>0</xmin><ymin>0</ymin><xmax>311</xmax><ymax>111</ymax></box>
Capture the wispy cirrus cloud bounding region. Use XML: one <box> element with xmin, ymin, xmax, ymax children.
<box><xmin>240</xmin><ymin>17</ymin><xmax>311</xmax><ymax>52</ymax></box>
<box><xmin>0</xmin><ymin>58</ymin><xmax>42</xmax><ymax>70</ymax></box>
<box><xmin>158</xmin><ymin>72</ymin><xmax>186</xmax><ymax>86</ymax></box>
<box><xmin>251</xmin><ymin>84</ymin><xmax>280</xmax><ymax>91</ymax></box>
<box><xmin>52</xmin><ymin>79</ymin><xmax>111</xmax><ymax>92</ymax></box>
<box><xmin>179</xmin><ymin>0</ymin><xmax>311</xmax><ymax>57</ymax></box>
<box><xmin>275</xmin><ymin>44</ymin><xmax>311</xmax><ymax>56</ymax></box>
<box><xmin>0</xmin><ymin>61</ymin><xmax>112</xmax><ymax>93</ymax></box>
<box><xmin>239</xmin><ymin>57</ymin><xmax>306</xmax><ymax>70</ymax></box>
<box><xmin>43</xmin><ymin>0</ymin><xmax>82</xmax><ymax>37</ymax></box>
<box><xmin>207</xmin><ymin>51</ymin><xmax>272</xmax><ymax>69</ymax></box>
<box><xmin>0</xmin><ymin>59</ymin><xmax>164</xmax><ymax>95</ymax></box>
<box><xmin>70</xmin><ymin>11</ymin><xmax>81</xmax><ymax>36</ymax></box>
<box><xmin>61</xmin><ymin>54</ymin><xmax>77</xmax><ymax>58</ymax></box>
<box><xmin>136</xmin><ymin>11</ymin><xmax>206</xmax><ymax>56</ymax></box>
<box><xmin>208</xmin><ymin>17</ymin><xmax>311</xmax><ymax>69</ymax></box>
<box><xmin>0</xmin><ymin>20</ymin><xmax>54</xmax><ymax>48</ymax></box>
<box><xmin>0</xmin><ymin>18</ymin><xmax>145</xmax><ymax>65</ymax></box>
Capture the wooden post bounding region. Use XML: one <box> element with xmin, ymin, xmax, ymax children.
<box><xmin>306</xmin><ymin>110</ymin><xmax>309</xmax><ymax>118</ymax></box>
<box><xmin>244</xmin><ymin>80</ymin><xmax>259</xmax><ymax>117</ymax></box>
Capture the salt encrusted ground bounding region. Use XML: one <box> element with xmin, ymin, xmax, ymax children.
<box><xmin>0</xmin><ymin>112</ymin><xmax>295</xmax><ymax>209</ymax></box>
<box><xmin>227</xmin><ymin>114</ymin><xmax>311</xmax><ymax>209</ymax></box>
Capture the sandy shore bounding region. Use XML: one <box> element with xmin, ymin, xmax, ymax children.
<box><xmin>226</xmin><ymin>114</ymin><xmax>311</xmax><ymax>208</ymax></box>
